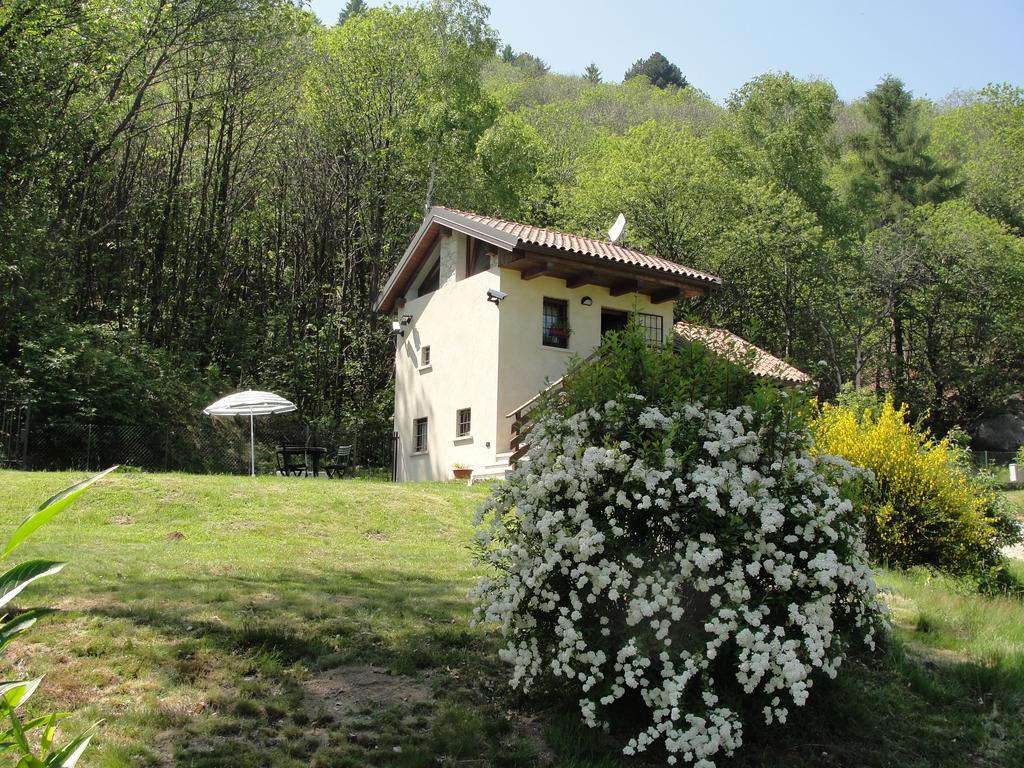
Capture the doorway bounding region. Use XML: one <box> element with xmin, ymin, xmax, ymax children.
<box><xmin>601</xmin><ymin>308</ymin><xmax>628</xmax><ymax>337</ymax></box>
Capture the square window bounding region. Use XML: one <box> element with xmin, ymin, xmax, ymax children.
<box><xmin>417</xmin><ymin>240</ymin><xmax>442</xmax><ymax>297</ymax></box>
<box><xmin>542</xmin><ymin>297</ymin><xmax>570</xmax><ymax>349</ymax></box>
<box><xmin>467</xmin><ymin>238</ymin><xmax>492</xmax><ymax>276</ymax></box>
<box><xmin>414</xmin><ymin>417</ymin><xmax>428</xmax><ymax>453</ymax></box>
<box><xmin>419</xmin><ymin>259</ymin><xmax>440</xmax><ymax>296</ymax></box>
<box><xmin>421</xmin><ymin>345</ymin><xmax>431</xmax><ymax>367</ymax></box>
<box><xmin>456</xmin><ymin>408</ymin><xmax>471</xmax><ymax>438</ymax></box>
<box><xmin>636</xmin><ymin>312</ymin><xmax>664</xmax><ymax>345</ymax></box>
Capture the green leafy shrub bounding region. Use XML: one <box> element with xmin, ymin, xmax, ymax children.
<box><xmin>811</xmin><ymin>392</ymin><xmax>1020</xmax><ymax>576</ymax></box>
<box><xmin>473</xmin><ymin>328</ymin><xmax>885</xmax><ymax>767</ymax></box>
<box><xmin>0</xmin><ymin>467</ymin><xmax>117</xmax><ymax>765</ymax></box>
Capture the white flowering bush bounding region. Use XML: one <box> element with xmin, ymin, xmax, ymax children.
<box><xmin>472</xmin><ymin>330</ymin><xmax>886</xmax><ymax>767</ymax></box>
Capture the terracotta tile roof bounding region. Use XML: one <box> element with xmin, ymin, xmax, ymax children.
<box><xmin>674</xmin><ymin>322</ymin><xmax>811</xmax><ymax>383</ymax></box>
<box><xmin>434</xmin><ymin>207</ymin><xmax>721</xmax><ymax>286</ymax></box>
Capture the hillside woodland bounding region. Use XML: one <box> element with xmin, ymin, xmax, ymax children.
<box><xmin>3</xmin><ymin>0</ymin><xmax>1023</xmax><ymax>449</ymax></box>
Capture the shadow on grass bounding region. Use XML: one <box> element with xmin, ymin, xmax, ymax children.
<box><xmin>730</xmin><ymin>641</ymin><xmax>1024</xmax><ymax>768</ymax></box>
<box><xmin>41</xmin><ymin>570</ymin><xmax>1024</xmax><ymax>768</ymax></box>
<box><xmin>86</xmin><ymin>568</ymin><xmax>490</xmax><ymax>670</ymax></box>
<box><xmin>64</xmin><ymin>568</ymin><xmax>525</xmax><ymax>767</ymax></box>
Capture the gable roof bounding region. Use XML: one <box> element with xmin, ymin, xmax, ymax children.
<box><xmin>374</xmin><ymin>206</ymin><xmax>722</xmax><ymax>313</ymax></box>
<box><xmin>441</xmin><ymin>208</ymin><xmax>721</xmax><ymax>284</ymax></box>
<box><xmin>674</xmin><ymin>322</ymin><xmax>811</xmax><ymax>383</ymax></box>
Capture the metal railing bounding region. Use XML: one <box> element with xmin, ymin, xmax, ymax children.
<box><xmin>0</xmin><ymin>400</ymin><xmax>29</xmax><ymax>469</ymax></box>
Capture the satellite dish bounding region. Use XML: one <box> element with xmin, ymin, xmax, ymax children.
<box><xmin>608</xmin><ymin>213</ymin><xmax>626</xmax><ymax>243</ymax></box>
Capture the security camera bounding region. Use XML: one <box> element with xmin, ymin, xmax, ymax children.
<box><xmin>486</xmin><ymin>288</ymin><xmax>508</xmax><ymax>304</ymax></box>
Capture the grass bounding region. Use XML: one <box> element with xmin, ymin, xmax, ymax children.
<box><xmin>1006</xmin><ymin>488</ymin><xmax>1023</xmax><ymax>515</ymax></box>
<box><xmin>0</xmin><ymin>470</ymin><xmax>1022</xmax><ymax>767</ymax></box>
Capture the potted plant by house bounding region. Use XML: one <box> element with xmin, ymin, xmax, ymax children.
<box><xmin>547</xmin><ymin>320</ymin><xmax>572</xmax><ymax>340</ymax></box>
<box><xmin>452</xmin><ymin>463</ymin><xmax>472</xmax><ymax>480</ymax></box>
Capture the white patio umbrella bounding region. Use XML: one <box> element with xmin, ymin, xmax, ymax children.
<box><xmin>203</xmin><ymin>390</ymin><xmax>297</xmax><ymax>476</ymax></box>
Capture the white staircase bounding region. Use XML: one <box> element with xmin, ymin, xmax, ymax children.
<box><xmin>471</xmin><ymin>451</ymin><xmax>514</xmax><ymax>482</ymax></box>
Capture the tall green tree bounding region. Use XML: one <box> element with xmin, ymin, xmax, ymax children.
<box><xmin>624</xmin><ymin>51</ymin><xmax>687</xmax><ymax>89</ymax></box>
<box><xmin>338</xmin><ymin>0</ymin><xmax>367</xmax><ymax>25</ymax></box>
<box><xmin>848</xmin><ymin>76</ymin><xmax>960</xmax><ymax>225</ymax></box>
<box><xmin>725</xmin><ymin>73</ymin><xmax>841</xmax><ymax>229</ymax></box>
<box><xmin>559</xmin><ymin>121</ymin><xmax>738</xmax><ymax>265</ymax></box>
<box><xmin>865</xmin><ymin>202</ymin><xmax>1024</xmax><ymax>429</ymax></box>
<box><xmin>583</xmin><ymin>62</ymin><xmax>601</xmax><ymax>84</ymax></box>
<box><xmin>932</xmin><ymin>84</ymin><xmax>1024</xmax><ymax>234</ymax></box>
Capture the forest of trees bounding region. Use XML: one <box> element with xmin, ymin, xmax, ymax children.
<box><xmin>2</xmin><ymin>0</ymin><xmax>1023</xmax><ymax>460</ymax></box>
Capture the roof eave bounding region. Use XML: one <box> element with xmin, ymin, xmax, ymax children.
<box><xmin>373</xmin><ymin>207</ymin><xmax>521</xmax><ymax>314</ymax></box>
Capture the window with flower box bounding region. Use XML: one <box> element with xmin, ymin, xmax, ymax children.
<box><xmin>542</xmin><ymin>298</ymin><xmax>570</xmax><ymax>349</ymax></box>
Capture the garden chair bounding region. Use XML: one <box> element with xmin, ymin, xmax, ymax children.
<box><xmin>275</xmin><ymin>445</ymin><xmax>307</xmax><ymax>477</ymax></box>
<box><xmin>324</xmin><ymin>445</ymin><xmax>353</xmax><ymax>478</ymax></box>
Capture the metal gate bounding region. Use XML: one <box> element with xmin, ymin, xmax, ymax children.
<box><xmin>0</xmin><ymin>400</ymin><xmax>29</xmax><ymax>469</ymax></box>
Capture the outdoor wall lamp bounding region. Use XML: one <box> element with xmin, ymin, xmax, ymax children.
<box><xmin>580</xmin><ymin>296</ymin><xmax>593</xmax><ymax>306</ymax></box>
<box><xmin>390</xmin><ymin>320</ymin><xmax>404</xmax><ymax>337</ymax></box>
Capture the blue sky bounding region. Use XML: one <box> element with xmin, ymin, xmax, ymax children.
<box><xmin>306</xmin><ymin>1</ymin><xmax>1023</xmax><ymax>103</ymax></box>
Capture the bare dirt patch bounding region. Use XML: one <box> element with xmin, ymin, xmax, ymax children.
<box><xmin>110</xmin><ymin>514</ymin><xmax>134</xmax><ymax>525</ymax></box>
<box><xmin>363</xmin><ymin>529</ymin><xmax>389</xmax><ymax>542</ymax></box>
<box><xmin>302</xmin><ymin>665</ymin><xmax>433</xmax><ymax>720</ymax></box>
<box><xmin>165</xmin><ymin>531</ymin><xmax>186</xmax><ymax>541</ymax></box>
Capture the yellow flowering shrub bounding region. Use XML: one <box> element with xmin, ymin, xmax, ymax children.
<box><xmin>811</xmin><ymin>396</ymin><xmax>1006</xmax><ymax>575</ymax></box>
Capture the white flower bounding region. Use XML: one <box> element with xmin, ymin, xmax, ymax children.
<box><xmin>472</xmin><ymin>394</ymin><xmax>884</xmax><ymax>768</ymax></box>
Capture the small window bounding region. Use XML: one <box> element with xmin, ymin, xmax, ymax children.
<box><xmin>421</xmin><ymin>346</ymin><xmax>431</xmax><ymax>367</ymax></box>
<box><xmin>467</xmin><ymin>239</ymin><xmax>491</xmax><ymax>276</ymax></box>
<box><xmin>542</xmin><ymin>297</ymin><xmax>570</xmax><ymax>349</ymax></box>
<box><xmin>419</xmin><ymin>259</ymin><xmax>440</xmax><ymax>296</ymax></box>
<box><xmin>636</xmin><ymin>312</ymin><xmax>664</xmax><ymax>345</ymax></box>
<box><xmin>456</xmin><ymin>408</ymin><xmax>471</xmax><ymax>438</ymax></box>
<box><xmin>414</xmin><ymin>417</ymin><xmax>428</xmax><ymax>453</ymax></box>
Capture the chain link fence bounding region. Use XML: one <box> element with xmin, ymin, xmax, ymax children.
<box><xmin>968</xmin><ymin>449</ymin><xmax>1017</xmax><ymax>470</ymax></box>
<box><xmin>18</xmin><ymin>412</ymin><xmax>392</xmax><ymax>476</ymax></box>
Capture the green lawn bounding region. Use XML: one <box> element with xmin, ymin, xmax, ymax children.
<box><xmin>1006</xmin><ymin>488</ymin><xmax>1024</xmax><ymax>516</ymax></box>
<box><xmin>1</xmin><ymin>471</ymin><xmax>1023</xmax><ymax>768</ymax></box>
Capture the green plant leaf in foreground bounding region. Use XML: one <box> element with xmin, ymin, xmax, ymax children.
<box><xmin>0</xmin><ymin>562</ymin><xmax>65</xmax><ymax>611</ymax></box>
<box><xmin>0</xmin><ymin>610</ymin><xmax>53</xmax><ymax>656</ymax></box>
<box><xmin>0</xmin><ymin>678</ymin><xmax>43</xmax><ymax>711</ymax></box>
<box><xmin>1</xmin><ymin>700</ymin><xmax>32</xmax><ymax>759</ymax></box>
<box><xmin>0</xmin><ymin>712</ymin><xmax>69</xmax><ymax>752</ymax></box>
<box><xmin>42</xmin><ymin>721</ymin><xmax>101</xmax><ymax>767</ymax></box>
<box><xmin>2</xmin><ymin>467</ymin><xmax>119</xmax><ymax>560</ymax></box>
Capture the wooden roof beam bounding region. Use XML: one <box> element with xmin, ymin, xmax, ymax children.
<box><xmin>519</xmin><ymin>261</ymin><xmax>554</xmax><ymax>281</ymax></box>
<box><xmin>609</xmin><ymin>280</ymin><xmax>640</xmax><ymax>297</ymax></box>
<box><xmin>565</xmin><ymin>270</ymin><xmax>599</xmax><ymax>289</ymax></box>
<box><xmin>651</xmin><ymin>288</ymin><xmax>682</xmax><ymax>304</ymax></box>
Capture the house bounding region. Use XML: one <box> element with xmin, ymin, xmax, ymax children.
<box><xmin>374</xmin><ymin>206</ymin><xmax>806</xmax><ymax>482</ymax></box>
<box><xmin>674</xmin><ymin>322</ymin><xmax>810</xmax><ymax>384</ymax></box>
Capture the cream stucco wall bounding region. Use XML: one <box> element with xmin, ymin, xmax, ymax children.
<box><xmin>393</xmin><ymin>233</ymin><xmax>502</xmax><ymax>482</ymax></box>
<box><xmin>391</xmin><ymin>232</ymin><xmax>676</xmax><ymax>481</ymax></box>
<box><xmin>494</xmin><ymin>272</ymin><xmax>675</xmax><ymax>453</ymax></box>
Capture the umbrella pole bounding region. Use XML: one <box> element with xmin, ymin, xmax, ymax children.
<box><xmin>250</xmin><ymin>413</ymin><xmax>256</xmax><ymax>477</ymax></box>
